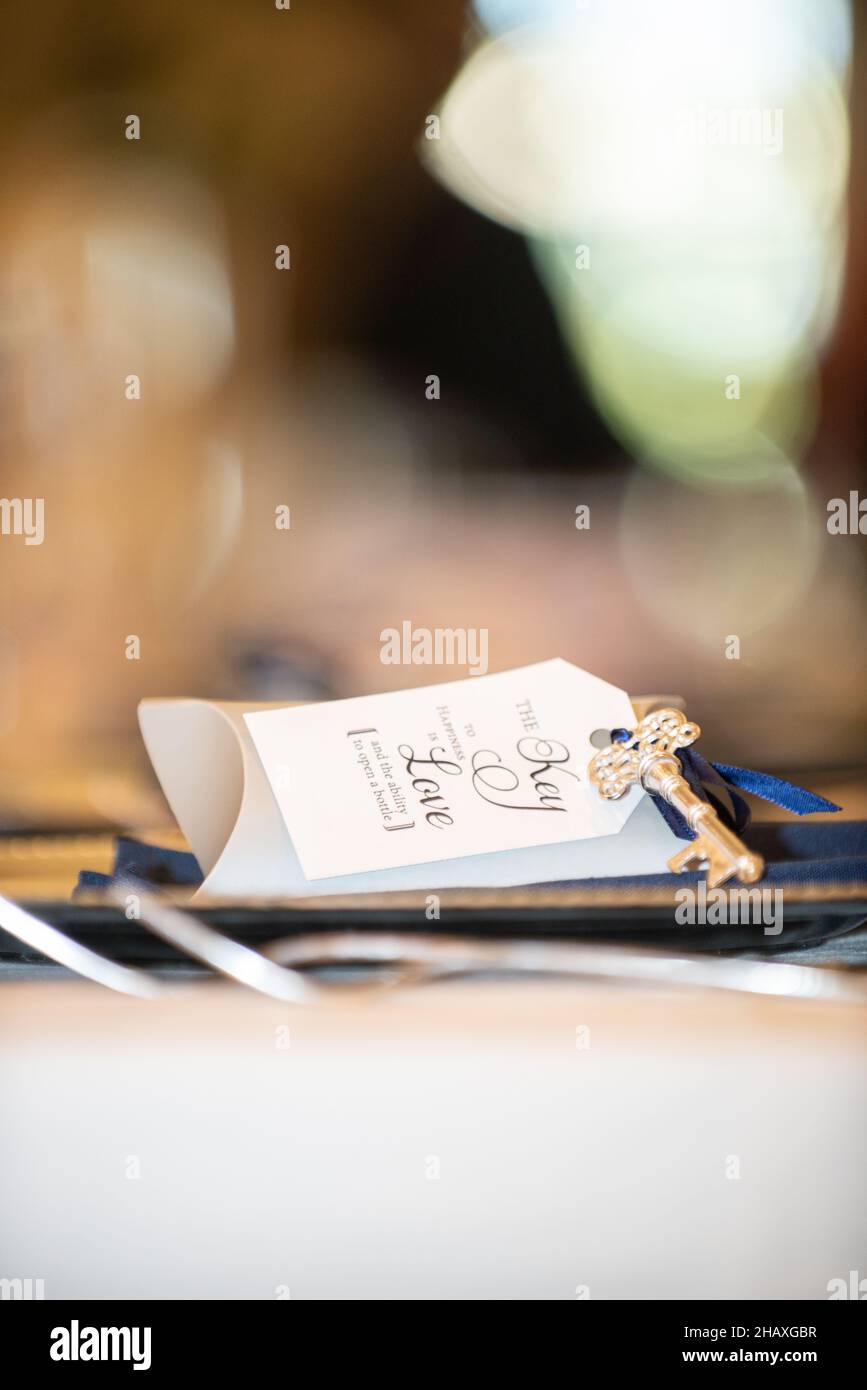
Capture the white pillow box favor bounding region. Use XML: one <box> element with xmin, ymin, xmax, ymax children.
<box><xmin>138</xmin><ymin>676</ymin><xmax>684</xmax><ymax>899</ymax></box>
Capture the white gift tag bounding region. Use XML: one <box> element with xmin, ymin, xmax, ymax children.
<box><xmin>244</xmin><ymin>659</ymin><xmax>643</xmax><ymax>881</ymax></box>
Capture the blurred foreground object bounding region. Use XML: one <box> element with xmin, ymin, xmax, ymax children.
<box><xmin>1</xmin><ymin>978</ymin><xmax>865</xmax><ymax>1297</ymax></box>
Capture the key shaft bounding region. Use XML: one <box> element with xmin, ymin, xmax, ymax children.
<box><xmin>643</xmin><ymin>753</ymin><xmax>764</xmax><ymax>888</ymax></box>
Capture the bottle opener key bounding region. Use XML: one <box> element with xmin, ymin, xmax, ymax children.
<box><xmin>589</xmin><ymin>708</ymin><xmax>765</xmax><ymax>888</ymax></box>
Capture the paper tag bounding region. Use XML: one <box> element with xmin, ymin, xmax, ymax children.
<box><xmin>244</xmin><ymin>659</ymin><xmax>641</xmax><ymax>881</ymax></box>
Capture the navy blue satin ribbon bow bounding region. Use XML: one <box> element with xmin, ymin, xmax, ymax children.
<box><xmin>610</xmin><ymin>729</ymin><xmax>841</xmax><ymax>841</ymax></box>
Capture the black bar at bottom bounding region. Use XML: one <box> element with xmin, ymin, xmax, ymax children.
<box><xmin>5</xmin><ymin>1297</ymin><xmax>865</xmax><ymax>1373</ymax></box>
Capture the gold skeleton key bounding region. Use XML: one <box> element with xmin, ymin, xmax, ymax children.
<box><xmin>589</xmin><ymin>708</ymin><xmax>765</xmax><ymax>888</ymax></box>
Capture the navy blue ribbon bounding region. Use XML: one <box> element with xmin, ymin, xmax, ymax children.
<box><xmin>610</xmin><ymin>730</ymin><xmax>841</xmax><ymax>841</ymax></box>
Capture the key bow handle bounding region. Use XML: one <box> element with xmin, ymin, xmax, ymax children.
<box><xmin>589</xmin><ymin>708</ymin><xmax>701</xmax><ymax>800</ymax></box>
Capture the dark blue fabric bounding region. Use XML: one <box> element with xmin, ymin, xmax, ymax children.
<box><xmin>74</xmin><ymin>821</ymin><xmax>867</xmax><ymax>897</ymax></box>
<box><xmin>75</xmin><ymin>835</ymin><xmax>201</xmax><ymax>895</ymax></box>
<box><xmin>609</xmin><ymin>728</ymin><xmax>840</xmax><ymax>842</ymax></box>
<box><xmin>712</xmin><ymin>762</ymin><xmax>842</xmax><ymax>816</ymax></box>
<box><xmin>551</xmin><ymin>821</ymin><xmax>867</xmax><ymax>890</ymax></box>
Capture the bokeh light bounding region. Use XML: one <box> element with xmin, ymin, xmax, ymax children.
<box><xmin>430</xmin><ymin>0</ymin><xmax>852</xmax><ymax>489</ymax></box>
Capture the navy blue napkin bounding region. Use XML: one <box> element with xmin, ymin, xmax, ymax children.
<box><xmin>75</xmin><ymin>821</ymin><xmax>867</xmax><ymax>896</ymax></box>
